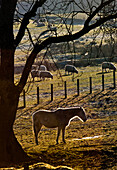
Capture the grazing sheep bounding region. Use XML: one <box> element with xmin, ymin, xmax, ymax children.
<box><xmin>102</xmin><ymin>62</ymin><xmax>116</xmax><ymax>72</ymax></box>
<box><xmin>31</xmin><ymin>70</ymin><xmax>40</xmax><ymax>81</ymax></box>
<box><xmin>40</xmin><ymin>71</ymin><xmax>53</xmax><ymax>80</ymax></box>
<box><xmin>32</xmin><ymin>107</ymin><xmax>87</xmax><ymax>145</ymax></box>
<box><xmin>39</xmin><ymin>65</ymin><xmax>47</xmax><ymax>71</ymax></box>
<box><xmin>32</xmin><ymin>65</ymin><xmax>39</xmax><ymax>70</ymax></box>
<box><xmin>65</xmin><ymin>65</ymin><xmax>78</xmax><ymax>75</ymax></box>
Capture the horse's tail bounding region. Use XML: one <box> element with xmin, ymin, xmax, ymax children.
<box><xmin>32</xmin><ymin>114</ymin><xmax>38</xmax><ymax>145</ymax></box>
<box><xmin>32</xmin><ymin>112</ymin><xmax>40</xmax><ymax>145</ymax></box>
<box><xmin>33</xmin><ymin>124</ymin><xmax>37</xmax><ymax>138</ymax></box>
<box><xmin>32</xmin><ymin>113</ymin><xmax>38</xmax><ymax>137</ymax></box>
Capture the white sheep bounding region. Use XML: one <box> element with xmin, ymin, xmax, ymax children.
<box><xmin>40</xmin><ymin>71</ymin><xmax>53</xmax><ymax>80</ymax></box>
<box><xmin>39</xmin><ymin>65</ymin><xmax>47</xmax><ymax>71</ymax></box>
<box><xmin>31</xmin><ymin>70</ymin><xmax>40</xmax><ymax>81</ymax></box>
<box><xmin>102</xmin><ymin>62</ymin><xmax>116</xmax><ymax>72</ymax></box>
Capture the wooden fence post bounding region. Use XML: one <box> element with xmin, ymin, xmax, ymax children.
<box><xmin>37</xmin><ymin>87</ymin><xmax>39</xmax><ymax>104</ymax></box>
<box><xmin>64</xmin><ymin>81</ymin><xmax>67</xmax><ymax>98</ymax></box>
<box><xmin>51</xmin><ymin>84</ymin><xmax>53</xmax><ymax>101</ymax></box>
<box><xmin>102</xmin><ymin>74</ymin><xmax>104</xmax><ymax>91</ymax></box>
<box><xmin>113</xmin><ymin>70</ymin><xmax>116</xmax><ymax>89</ymax></box>
<box><xmin>89</xmin><ymin>77</ymin><xmax>92</xmax><ymax>94</ymax></box>
<box><xmin>77</xmin><ymin>79</ymin><xmax>79</xmax><ymax>96</ymax></box>
<box><xmin>23</xmin><ymin>90</ymin><xmax>26</xmax><ymax>108</ymax></box>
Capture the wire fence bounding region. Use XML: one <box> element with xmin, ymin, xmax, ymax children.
<box><xmin>18</xmin><ymin>71</ymin><xmax>116</xmax><ymax>108</ymax></box>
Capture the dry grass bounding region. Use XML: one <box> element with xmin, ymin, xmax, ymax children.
<box><xmin>14</xmin><ymin>88</ymin><xmax>117</xmax><ymax>169</ymax></box>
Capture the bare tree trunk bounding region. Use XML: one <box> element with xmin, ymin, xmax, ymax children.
<box><xmin>0</xmin><ymin>85</ymin><xmax>29</xmax><ymax>167</ymax></box>
<box><xmin>0</xmin><ymin>127</ymin><xmax>29</xmax><ymax>167</ymax></box>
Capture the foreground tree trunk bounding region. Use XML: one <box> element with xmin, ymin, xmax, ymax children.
<box><xmin>0</xmin><ymin>0</ymin><xmax>30</xmax><ymax>164</ymax></box>
<box><xmin>0</xmin><ymin>82</ymin><xmax>29</xmax><ymax>167</ymax></box>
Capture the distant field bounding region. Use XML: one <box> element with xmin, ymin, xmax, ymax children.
<box><xmin>17</xmin><ymin>64</ymin><xmax>117</xmax><ymax>108</ymax></box>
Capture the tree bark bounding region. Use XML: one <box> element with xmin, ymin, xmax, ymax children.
<box><xmin>0</xmin><ymin>127</ymin><xmax>29</xmax><ymax>167</ymax></box>
<box><xmin>0</xmin><ymin>83</ymin><xmax>29</xmax><ymax>167</ymax></box>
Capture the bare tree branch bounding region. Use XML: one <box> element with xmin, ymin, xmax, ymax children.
<box><xmin>84</xmin><ymin>0</ymin><xmax>115</xmax><ymax>27</ymax></box>
<box><xmin>17</xmin><ymin>7</ymin><xmax>117</xmax><ymax>92</ymax></box>
<box><xmin>14</xmin><ymin>0</ymin><xmax>47</xmax><ymax>48</ymax></box>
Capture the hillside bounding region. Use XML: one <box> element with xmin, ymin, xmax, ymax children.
<box><xmin>13</xmin><ymin>88</ymin><xmax>117</xmax><ymax>169</ymax></box>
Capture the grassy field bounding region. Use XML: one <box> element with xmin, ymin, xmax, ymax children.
<box><xmin>17</xmin><ymin>64</ymin><xmax>116</xmax><ymax>108</ymax></box>
<box><xmin>14</xmin><ymin>87</ymin><xmax>117</xmax><ymax>169</ymax></box>
<box><xmin>13</xmin><ymin>63</ymin><xmax>117</xmax><ymax>169</ymax></box>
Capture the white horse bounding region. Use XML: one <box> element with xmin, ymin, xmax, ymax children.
<box><xmin>32</xmin><ymin>107</ymin><xmax>87</xmax><ymax>145</ymax></box>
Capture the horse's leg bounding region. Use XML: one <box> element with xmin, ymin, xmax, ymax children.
<box><xmin>62</xmin><ymin>127</ymin><xmax>66</xmax><ymax>143</ymax></box>
<box><xmin>34</xmin><ymin>122</ymin><xmax>42</xmax><ymax>145</ymax></box>
<box><xmin>56</xmin><ymin>127</ymin><xmax>61</xmax><ymax>144</ymax></box>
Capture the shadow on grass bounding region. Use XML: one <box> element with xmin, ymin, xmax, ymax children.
<box><xmin>28</xmin><ymin>146</ymin><xmax>116</xmax><ymax>169</ymax></box>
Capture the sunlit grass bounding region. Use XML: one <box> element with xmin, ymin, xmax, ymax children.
<box><xmin>14</xmin><ymin>88</ymin><xmax>117</xmax><ymax>169</ymax></box>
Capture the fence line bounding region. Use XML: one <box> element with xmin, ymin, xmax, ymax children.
<box><xmin>77</xmin><ymin>79</ymin><xmax>79</xmax><ymax>96</ymax></box>
<box><xmin>89</xmin><ymin>77</ymin><xmax>92</xmax><ymax>94</ymax></box>
<box><xmin>64</xmin><ymin>81</ymin><xmax>67</xmax><ymax>99</ymax></box>
<box><xmin>113</xmin><ymin>71</ymin><xmax>116</xmax><ymax>89</ymax></box>
<box><xmin>37</xmin><ymin>86</ymin><xmax>39</xmax><ymax>104</ymax></box>
<box><xmin>20</xmin><ymin>71</ymin><xmax>116</xmax><ymax>108</ymax></box>
<box><xmin>102</xmin><ymin>74</ymin><xmax>104</xmax><ymax>91</ymax></box>
<box><xmin>51</xmin><ymin>84</ymin><xmax>53</xmax><ymax>101</ymax></box>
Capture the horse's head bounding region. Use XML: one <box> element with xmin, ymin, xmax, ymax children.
<box><xmin>78</xmin><ymin>107</ymin><xmax>87</xmax><ymax>122</ymax></box>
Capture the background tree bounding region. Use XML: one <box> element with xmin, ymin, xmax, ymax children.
<box><xmin>0</xmin><ymin>0</ymin><xmax>117</xmax><ymax>166</ymax></box>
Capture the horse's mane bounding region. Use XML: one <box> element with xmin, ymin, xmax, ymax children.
<box><xmin>56</xmin><ymin>106</ymin><xmax>82</xmax><ymax>111</ymax></box>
